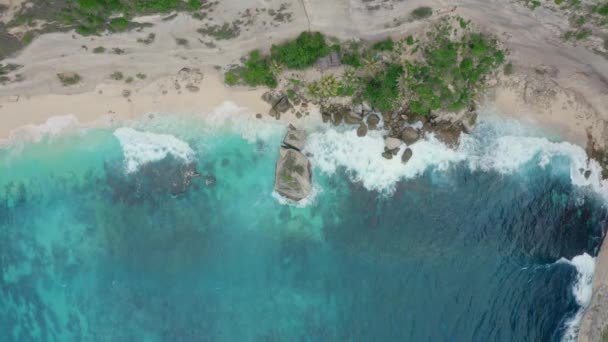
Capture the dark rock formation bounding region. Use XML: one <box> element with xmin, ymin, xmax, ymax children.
<box><xmin>274</xmin><ymin>128</ymin><xmax>312</xmax><ymax>201</ymax></box>
<box><xmin>262</xmin><ymin>91</ymin><xmax>293</xmax><ymax>119</ymax></box>
<box><xmin>367</xmin><ymin>114</ymin><xmax>380</xmax><ymax>129</ymax></box>
<box><xmin>357</xmin><ymin>123</ymin><xmax>368</xmax><ymax>137</ymax></box>
<box><xmin>401</xmin><ymin>148</ymin><xmax>413</xmax><ymax>164</ymax></box>
<box><xmin>283</xmin><ymin>128</ymin><xmax>307</xmax><ymax>151</ymax></box>
<box><xmin>274</xmin><ymin>147</ymin><xmax>312</xmax><ymax>201</ymax></box>
<box><xmin>401</xmin><ymin>127</ymin><xmax>420</xmax><ymax>145</ymax></box>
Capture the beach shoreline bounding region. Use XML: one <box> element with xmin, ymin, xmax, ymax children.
<box><xmin>1</xmin><ymin>0</ymin><xmax>608</xmax><ymax>340</ymax></box>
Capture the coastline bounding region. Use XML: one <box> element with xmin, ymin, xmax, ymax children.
<box><xmin>1</xmin><ymin>0</ymin><xmax>608</xmax><ymax>340</ymax></box>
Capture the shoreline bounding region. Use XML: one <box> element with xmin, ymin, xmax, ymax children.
<box><xmin>1</xmin><ymin>0</ymin><xmax>608</xmax><ymax>340</ymax></box>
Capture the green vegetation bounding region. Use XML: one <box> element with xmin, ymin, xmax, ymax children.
<box><xmin>411</xmin><ymin>6</ymin><xmax>433</xmax><ymax>20</ymax></box>
<box><xmin>341</xmin><ymin>41</ymin><xmax>362</xmax><ymax>67</ymax></box>
<box><xmin>530</xmin><ymin>0</ymin><xmax>541</xmax><ymax>10</ymax></box>
<box><xmin>224</xmin><ymin>71</ymin><xmax>239</xmax><ymax>86</ymax></box>
<box><xmin>223</xmin><ymin>23</ymin><xmax>505</xmax><ymax>117</ymax></box>
<box><xmin>110</xmin><ymin>71</ymin><xmax>124</xmax><ymax>80</ymax></box>
<box><xmin>21</xmin><ymin>32</ymin><xmax>34</xmax><ymax>46</ymax></box>
<box><xmin>57</xmin><ymin>72</ymin><xmax>81</xmax><ymax>86</ymax></box>
<box><xmin>270</xmin><ymin>32</ymin><xmax>330</xmax><ymax>69</ymax></box>
<box><xmin>125</xmin><ymin>76</ymin><xmax>134</xmax><ymax>84</ymax></box>
<box><xmin>224</xmin><ymin>50</ymin><xmax>277</xmax><ymax>88</ymax></box>
<box><xmin>372</xmin><ymin>38</ymin><xmax>394</xmax><ymax>51</ymax></box>
<box><xmin>597</xmin><ymin>4</ymin><xmax>608</xmax><ymax>16</ymax></box>
<box><xmin>92</xmin><ymin>46</ymin><xmax>105</xmax><ymax>53</ymax></box>
<box><xmin>554</xmin><ymin>0</ymin><xmax>564</xmax><ymax>5</ymax></box>
<box><xmin>286</xmin><ymin>88</ymin><xmax>297</xmax><ymax>101</ymax></box>
<box><xmin>363</xmin><ymin>64</ymin><xmax>403</xmax><ymax>112</ymax></box>
<box><xmin>136</xmin><ymin>73</ymin><xmax>146</xmax><ymax>79</ymax></box>
<box><xmin>361</xmin><ymin>20</ymin><xmax>505</xmax><ymax>115</ymax></box>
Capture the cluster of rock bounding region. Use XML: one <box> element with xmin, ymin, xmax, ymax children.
<box><xmin>320</xmin><ymin>103</ymin><xmax>473</xmax><ymax>162</ymax></box>
<box><xmin>261</xmin><ymin>90</ymin><xmax>311</xmax><ymax>120</ymax></box>
<box><xmin>274</xmin><ymin>125</ymin><xmax>312</xmax><ymax>201</ymax></box>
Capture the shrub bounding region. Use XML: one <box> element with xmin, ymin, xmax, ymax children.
<box><xmin>110</xmin><ymin>71</ymin><xmax>124</xmax><ymax>80</ymax></box>
<box><xmin>504</xmin><ymin>62</ymin><xmax>514</xmax><ymax>75</ymax></box>
<box><xmin>125</xmin><ymin>76</ymin><xmax>133</xmax><ymax>84</ymax></box>
<box><xmin>136</xmin><ymin>73</ymin><xmax>146</xmax><ymax>79</ymax></box>
<box><xmin>400</xmin><ymin>23</ymin><xmax>505</xmax><ymax>115</ymax></box>
<box><xmin>598</xmin><ymin>4</ymin><xmax>608</xmax><ymax>16</ymax></box>
<box><xmin>224</xmin><ymin>71</ymin><xmax>239</xmax><ymax>86</ymax></box>
<box><xmin>411</xmin><ymin>6</ymin><xmax>432</xmax><ymax>20</ymax></box>
<box><xmin>92</xmin><ymin>46</ymin><xmax>105</xmax><ymax>53</ymax></box>
<box><xmin>109</xmin><ymin>17</ymin><xmax>130</xmax><ymax>32</ymax></box>
<box><xmin>372</xmin><ymin>38</ymin><xmax>394</xmax><ymax>51</ymax></box>
<box><xmin>57</xmin><ymin>72</ymin><xmax>81</xmax><ymax>86</ymax></box>
<box><xmin>270</xmin><ymin>32</ymin><xmax>330</xmax><ymax>69</ymax></box>
<box><xmin>363</xmin><ymin>64</ymin><xmax>404</xmax><ymax>112</ymax></box>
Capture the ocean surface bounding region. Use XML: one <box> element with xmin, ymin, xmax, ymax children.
<box><xmin>0</xmin><ymin>102</ymin><xmax>606</xmax><ymax>342</ymax></box>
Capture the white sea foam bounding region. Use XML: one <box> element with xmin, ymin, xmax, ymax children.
<box><xmin>305</xmin><ymin>128</ymin><xmax>465</xmax><ymax>193</ymax></box>
<box><xmin>7</xmin><ymin>115</ymin><xmax>80</xmax><ymax>143</ymax></box>
<box><xmin>272</xmin><ymin>184</ymin><xmax>322</xmax><ymax>208</ymax></box>
<box><xmin>305</xmin><ymin>117</ymin><xmax>608</xmax><ymax>199</ymax></box>
<box><xmin>113</xmin><ymin>127</ymin><xmax>195</xmax><ymax>173</ymax></box>
<box><xmin>199</xmin><ymin>101</ymin><xmax>285</xmax><ymax>143</ymax></box>
<box><xmin>557</xmin><ymin>253</ymin><xmax>596</xmax><ymax>342</ymax></box>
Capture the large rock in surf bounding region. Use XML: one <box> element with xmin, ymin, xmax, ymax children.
<box><xmin>274</xmin><ymin>147</ymin><xmax>312</xmax><ymax>201</ymax></box>
<box><xmin>283</xmin><ymin>127</ymin><xmax>307</xmax><ymax>151</ymax></box>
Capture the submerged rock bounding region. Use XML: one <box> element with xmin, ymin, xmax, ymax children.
<box><xmin>381</xmin><ymin>151</ymin><xmax>393</xmax><ymax>160</ymax></box>
<box><xmin>274</xmin><ymin>147</ymin><xmax>312</xmax><ymax>201</ymax></box>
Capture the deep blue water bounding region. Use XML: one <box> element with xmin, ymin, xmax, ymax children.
<box><xmin>0</xmin><ymin>116</ymin><xmax>606</xmax><ymax>341</ymax></box>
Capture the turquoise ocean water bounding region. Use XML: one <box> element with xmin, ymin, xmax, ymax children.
<box><xmin>0</xmin><ymin>107</ymin><xmax>606</xmax><ymax>341</ymax></box>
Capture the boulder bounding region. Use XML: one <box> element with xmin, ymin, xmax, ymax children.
<box><xmin>401</xmin><ymin>148</ymin><xmax>413</xmax><ymax>164</ymax></box>
<box><xmin>381</xmin><ymin>151</ymin><xmax>393</xmax><ymax>160</ymax></box>
<box><xmin>384</xmin><ymin>137</ymin><xmax>402</xmax><ymax>150</ymax></box>
<box><xmin>356</xmin><ymin>123</ymin><xmax>368</xmax><ymax>137</ymax></box>
<box><xmin>401</xmin><ymin>127</ymin><xmax>420</xmax><ymax>145</ymax></box>
<box><xmin>432</xmin><ymin>121</ymin><xmax>463</xmax><ymax>148</ymax></box>
<box><xmin>344</xmin><ymin>113</ymin><xmax>363</xmax><ymax>125</ymax></box>
<box><xmin>367</xmin><ymin>114</ymin><xmax>380</xmax><ymax>129</ymax></box>
<box><xmin>262</xmin><ymin>90</ymin><xmax>292</xmax><ymax>117</ymax></box>
<box><xmin>274</xmin><ymin>147</ymin><xmax>312</xmax><ymax>201</ymax></box>
<box><xmin>321</xmin><ymin>104</ymin><xmax>351</xmax><ymax>125</ymax></box>
<box><xmin>283</xmin><ymin>128</ymin><xmax>307</xmax><ymax>151</ymax></box>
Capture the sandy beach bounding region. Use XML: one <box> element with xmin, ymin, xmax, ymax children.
<box><xmin>1</xmin><ymin>0</ymin><xmax>608</xmax><ymax>340</ymax></box>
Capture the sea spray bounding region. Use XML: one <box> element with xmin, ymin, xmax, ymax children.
<box><xmin>113</xmin><ymin>127</ymin><xmax>195</xmax><ymax>173</ymax></box>
<box><xmin>558</xmin><ymin>253</ymin><xmax>596</xmax><ymax>342</ymax></box>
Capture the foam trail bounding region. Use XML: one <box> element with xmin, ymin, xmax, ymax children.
<box><xmin>305</xmin><ymin>128</ymin><xmax>465</xmax><ymax>193</ymax></box>
<box><xmin>305</xmin><ymin>117</ymin><xmax>608</xmax><ymax>199</ymax></box>
<box><xmin>198</xmin><ymin>101</ymin><xmax>285</xmax><ymax>143</ymax></box>
<box><xmin>557</xmin><ymin>253</ymin><xmax>596</xmax><ymax>342</ymax></box>
<box><xmin>272</xmin><ymin>185</ymin><xmax>322</xmax><ymax>208</ymax></box>
<box><xmin>113</xmin><ymin>127</ymin><xmax>195</xmax><ymax>173</ymax></box>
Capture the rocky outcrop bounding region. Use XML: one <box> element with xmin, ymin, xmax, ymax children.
<box><xmin>262</xmin><ymin>91</ymin><xmax>293</xmax><ymax>119</ymax></box>
<box><xmin>357</xmin><ymin>123</ymin><xmax>368</xmax><ymax>137</ymax></box>
<box><xmin>274</xmin><ymin>128</ymin><xmax>312</xmax><ymax>201</ymax></box>
<box><xmin>401</xmin><ymin>127</ymin><xmax>420</xmax><ymax>145</ymax></box>
<box><xmin>283</xmin><ymin>126</ymin><xmax>307</xmax><ymax>150</ymax></box>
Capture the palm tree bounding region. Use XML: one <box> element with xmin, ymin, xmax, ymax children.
<box><xmin>269</xmin><ymin>60</ymin><xmax>285</xmax><ymax>77</ymax></box>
